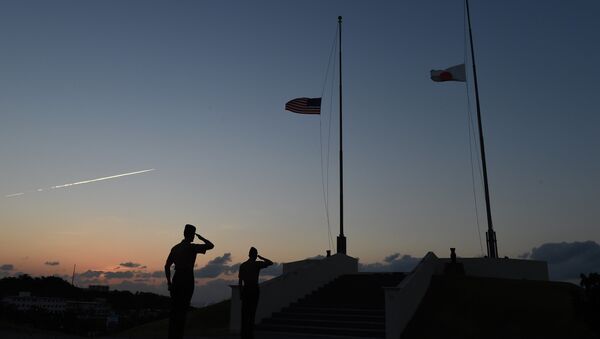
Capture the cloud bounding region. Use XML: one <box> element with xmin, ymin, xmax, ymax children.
<box><xmin>133</xmin><ymin>271</ymin><xmax>163</xmax><ymax>279</ymax></box>
<box><xmin>195</xmin><ymin>265</ymin><xmax>226</xmax><ymax>278</ymax></box>
<box><xmin>359</xmin><ymin>253</ymin><xmax>421</xmax><ymax>272</ymax></box>
<box><xmin>384</xmin><ymin>253</ymin><xmax>400</xmax><ymax>263</ymax></box>
<box><xmin>522</xmin><ymin>241</ymin><xmax>600</xmax><ymax>281</ymax></box>
<box><xmin>1</xmin><ymin>264</ymin><xmax>14</xmax><ymax>271</ymax></box>
<box><xmin>208</xmin><ymin>253</ymin><xmax>232</xmax><ymax>266</ymax></box>
<box><xmin>228</xmin><ymin>263</ymin><xmax>241</xmax><ymax>274</ymax></box>
<box><xmin>192</xmin><ymin>253</ymin><xmax>282</xmax><ymax>279</ymax></box>
<box><xmin>195</xmin><ymin>253</ymin><xmax>233</xmax><ymax>278</ymax></box>
<box><xmin>45</xmin><ymin>261</ymin><xmax>60</xmax><ymax>266</ymax></box>
<box><xmin>79</xmin><ymin>270</ymin><xmax>104</xmax><ymax>278</ymax></box>
<box><xmin>120</xmin><ymin>262</ymin><xmax>142</xmax><ymax>268</ymax></box>
<box><xmin>104</xmin><ymin>271</ymin><xmax>135</xmax><ymax>279</ymax></box>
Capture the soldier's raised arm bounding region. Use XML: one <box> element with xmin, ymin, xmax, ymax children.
<box><xmin>195</xmin><ymin>233</ymin><xmax>214</xmax><ymax>252</ymax></box>
<box><xmin>257</xmin><ymin>254</ymin><xmax>273</xmax><ymax>268</ymax></box>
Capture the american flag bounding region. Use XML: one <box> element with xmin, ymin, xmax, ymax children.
<box><xmin>285</xmin><ymin>97</ymin><xmax>321</xmax><ymax>114</ymax></box>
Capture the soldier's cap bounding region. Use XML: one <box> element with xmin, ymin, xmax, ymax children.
<box><xmin>184</xmin><ymin>224</ymin><xmax>196</xmax><ymax>234</ymax></box>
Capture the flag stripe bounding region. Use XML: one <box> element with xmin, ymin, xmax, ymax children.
<box><xmin>430</xmin><ymin>64</ymin><xmax>466</xmax><ymax>82</ymax></box>
<box><xmin>285</xmin><ymin>97</ymin><xmax>321</xmax><ymax>114</ymax></box>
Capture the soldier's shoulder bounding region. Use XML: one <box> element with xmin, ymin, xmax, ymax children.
<box><xmin>170</xmin><ymin>242</ymin><xmax>184</xmax><ymax>251</ymax></box>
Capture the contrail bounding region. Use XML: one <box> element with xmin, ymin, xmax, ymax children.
<box><xmin>50</xmin><ymin>169</ymin><xmax>155</xmax><ymax>189</ymax></box>
<box><xmin>5</xmin><ymin>169</ymin><xmax>155</xmax><ymax>198</ymax></box>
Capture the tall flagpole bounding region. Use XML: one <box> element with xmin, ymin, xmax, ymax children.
<box><xmin>466</xmin><ymin>0</ymin><xmax>498</xmax><ymax>258</ymax></box>
<box><xmin>337</xmin><ymin>16</ymin><xmax>347</xmax><ymax>254</ymax></box>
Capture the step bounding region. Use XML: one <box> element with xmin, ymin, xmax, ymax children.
<box><xmin>257</xmin><ymin>273</ymin><xmax>406</xmax><ymax>338</ymax></box>
<box><xmin>296</xmin><ymin>300</ymin><xmax>385</xmax><ymax>309</ymax></box>
<box><xmin>261</xmin><ymin>317</ymin><xmax>384</xmax><ymax>330</ymax></box>
<box><xmin>272</xmin><ymin>311</ymin><xmax>384</xmax><ymax>322</ymax></box>
<box><xmin>256</xmin><ymin>331</ymin><xmax>385</xmax><ymax>339</ymax></box>
<box><xmin>283</xmin><ymin>306</ymin><xmax>384</xmax><ymax>316</ymax></box>
<box><xmin>256</xmin><ymin>324</ymin><xmax>385</xmax><ymax>338</ymax></box>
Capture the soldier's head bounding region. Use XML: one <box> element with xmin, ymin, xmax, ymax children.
<box><xmin>183</xmin><ymin>224</ymin><xmax>196</xmax><ymax>242</ymax></box>
<box><xmin>249</xmin><ymin>247</ymin><xmax>258</xmax><ymax>260</ymax></box>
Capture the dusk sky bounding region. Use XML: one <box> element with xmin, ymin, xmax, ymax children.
<box><xmin>1</xmin><ymin>0</ymin><xmax>599</xmax><ymax>303</ymax></box>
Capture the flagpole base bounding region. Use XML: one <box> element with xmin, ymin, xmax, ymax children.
<box><xmin>337</xmin><ymin>235</ymin><xmax>347</xmax><ymax>255</ymax></box>
<box><xmin>486</xmin><ymin>230</ymin><xmax>498</xmax><ymax>258</ymax></box>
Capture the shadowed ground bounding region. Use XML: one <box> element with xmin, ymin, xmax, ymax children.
<box><xmin>402</xmin><ymin>275</ymin><xmax>596</xmax><ymax>339</ymax></box>
<box><xmin>121</xmin><ymin>299</ymin><xmax>230</xmax><ymax>338</ymax></box>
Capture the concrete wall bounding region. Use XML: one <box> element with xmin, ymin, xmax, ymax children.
<box><xmin>435</xmin><ymin>257</ymin><xmax>549</xmax><ymax>281</ymax></box>
<box><xmin>384</xmin><ymin>254</ymin><xmax>549</xmax><ymax>339</ymax></box>
<box><xmin>282</xmin><ymin>259</ymin><xmax>321</xmax><ymax>275</ymax></box>
<box><xmin>384</xmin><ymin>252</ymin><xmax>438</xmax><ymax>339</ymax></box>
<box><xmin>229</xmin><ymin>253</ymin><xmax>358</xmax><ymax>334</ymax></box>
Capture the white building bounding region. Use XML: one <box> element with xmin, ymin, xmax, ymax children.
<box><xmin>2</xmin><ymin>292</ymin><xmax>67</xmax><ymax>314</ymax></box>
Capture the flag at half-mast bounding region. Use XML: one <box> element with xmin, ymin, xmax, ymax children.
<box><xmin>430</xmin><ymin>64</ymin><xmax>466</xmax><ymax>82</ymax></box>
<box><xmin>285</xmin><ymin>97</ymin><xmax>322</xmax><ymax>114</ymax></box>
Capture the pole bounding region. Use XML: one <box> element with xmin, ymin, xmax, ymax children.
<box><xmin>466</xmin><ymin>0</ymin><xmax>498</xmax><ymax>258</ymax></box>
<box><xmin>336</xmin><ymin>16</ymin><xmax>347</xmax><ymax>254</ymax></box>
<box><xmin>71</xmin><ymin>264</ymin><xmax>76</xmax><ymax>286</ymax></box>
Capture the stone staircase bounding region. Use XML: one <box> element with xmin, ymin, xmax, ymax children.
<box><xmin>256</xmin><ymin>272</ymin><xmax>406</xmax><ymax>338</ymax></box>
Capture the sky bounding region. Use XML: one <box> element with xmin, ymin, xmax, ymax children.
<box><xmin>1</xmin><ymin>0</ymin><xmax>599</xmax><ymax>303</ymax></box>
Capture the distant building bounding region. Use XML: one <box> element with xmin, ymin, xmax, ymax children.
<box><xmin>1</xmin><ymin>291</ymin><xmax>112</xmax><ymax>317</ymax></box>
<box><xmin>67</xmin><ymin>299</ymin><xmax>111</xmax><ymax>316</ymax></box>
<box><xmin>88</xmin><ymin>285</ymin><xmax>110</xmax><ymax>292</ymax></box>
<box><xmin>1</xmin><ymin>292</ymin><xmax>67</xmax><ymax>314</ymax></box>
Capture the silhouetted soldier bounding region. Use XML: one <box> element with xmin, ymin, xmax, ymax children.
<box><xmin>238</xmin><ymin>247</ymin><xmax>273</xmax><ymax>339</ymax></box>
<box><xmin>165</xmin><ymin>224</ymin><xmax>214</xmax><ymax>339</ymax></box>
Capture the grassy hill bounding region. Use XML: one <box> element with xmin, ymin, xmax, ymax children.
<box><xmin>402</xmin><ymin>275</ymin><xmax>596</xmax><ymax>339</ymax></box>
<box><xmin>121</xmin><ymin>299</ymin><xmax>230</xmax><ymax>337</ymax></box>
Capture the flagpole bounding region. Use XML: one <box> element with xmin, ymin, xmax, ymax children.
<box><xmin>466</xmin><ymin>0</ymin><xmax>498</xmax><ymax>258</ymax></box>
<box><xmin>337</xmin><ymin>15</ymin><xmax>347</xmax><ymax>255</ymax></box>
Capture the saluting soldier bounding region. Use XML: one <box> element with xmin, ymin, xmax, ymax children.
<box><xmin>165</xmin><ymin>224</ymin><xmax>214</xmax><ymax>339</ymax></box>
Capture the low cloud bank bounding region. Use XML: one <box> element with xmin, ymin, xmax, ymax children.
<box><xmin>195</xmin><ymin>253</ymin><xmax>235</xmax><ymax>278</ymax></box>
<box><xmin>1</xmin><ymin>264</ymin><xmax>14</xmax><ymax>271</ymax></box>
<box><xmin>195</xmin><ymin>253</ymin><xmax>282</xmax><ymax>279</ymax></box>
<box><xmin>359</xmin><ymin>253</ymin><xmax>420</xmax><ymax>272</ymax></box>
<box><xmin>522</xmin><ymin>240</ymin><xmax>600</xmax><ymax>281</ymax></box>
<box><xmin>120</xmin><ymin>262</ymin><xmax>142</xmax><ymax>268</ymax></box>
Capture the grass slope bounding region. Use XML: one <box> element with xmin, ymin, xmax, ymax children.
<box><xmin>122</xmin><ymin>299</ymin><xmax>230</xmax><ymax>337</ymax></box>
